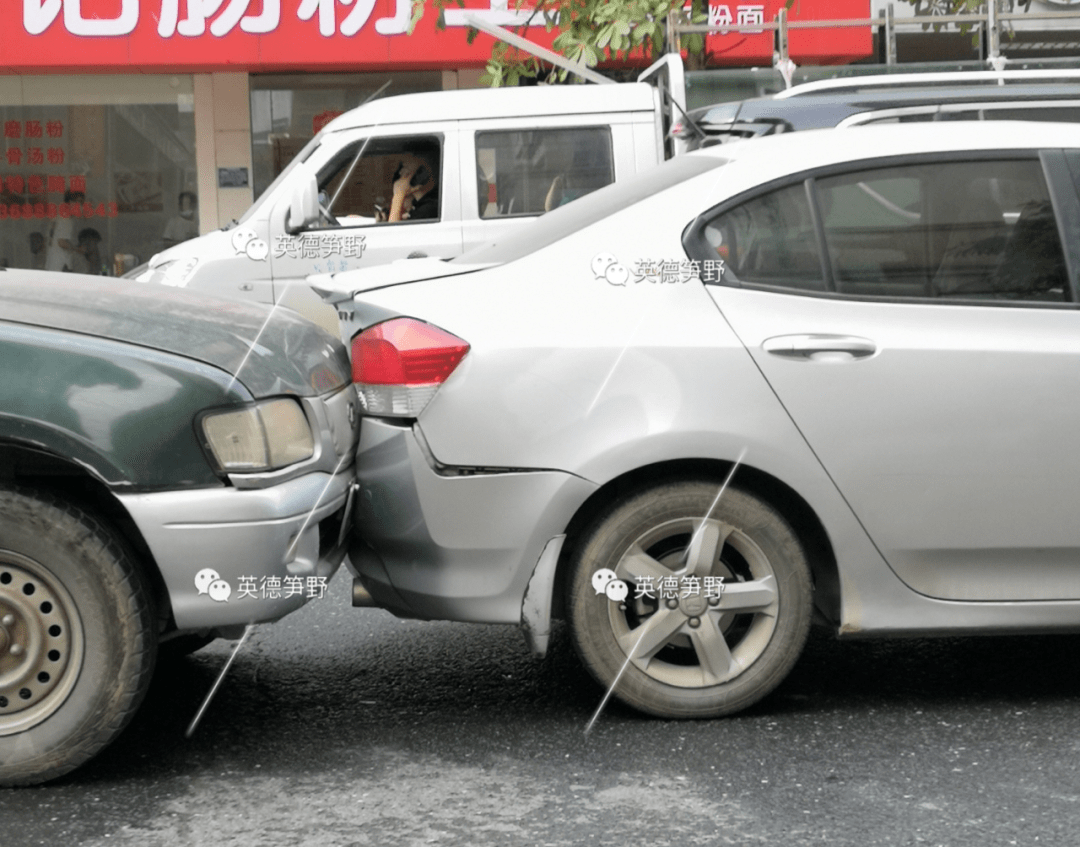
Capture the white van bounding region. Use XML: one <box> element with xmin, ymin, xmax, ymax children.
<box><xmin>133</xmin><ymin>60</ymin><xmax>686</xmax><ymax>332</ymax></box>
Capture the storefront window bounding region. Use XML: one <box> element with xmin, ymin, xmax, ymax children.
<box><xmin>0</xmin><ymin>76</ymin><xmax>196</xmax><ymax>274</ymax></box>
<box><xmin>249</xmin><ymin>72</ymin><xmax>443</xmax><ymax>199</ymax></box>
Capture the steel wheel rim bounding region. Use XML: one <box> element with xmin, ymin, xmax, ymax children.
<box><xmin>607</xmin><ymin>517</ymin><xmax>780</xmax><ymax>689</ymax></box>
<box><xmin>0</xmin><ymin>550</ymin><xmax>84</xmax><ymax>736</ymax></box>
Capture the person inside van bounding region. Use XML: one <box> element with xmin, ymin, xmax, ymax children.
<box><xmin>384</xmin><ymin>156</ymin><xmax>438</xmax><ymax>222</ymax></box>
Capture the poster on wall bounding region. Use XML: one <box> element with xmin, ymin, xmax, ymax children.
<box><xmin>114</xmin><ymin>171</ymin><xmax>164</xmax><ymax>213</ymax></box>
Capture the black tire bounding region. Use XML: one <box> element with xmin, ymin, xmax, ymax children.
<box><xmin>0</xmin><ymin>486</ymin><xmax>156</xmax><ymax>786</ymax></box>
<box><xmin>158</xmin><ymin>632</ymin><xmax>216</xmax><ymax>661</ymax></box>
<box><xmin>566</xmin><ymin>481</ymin><xmax>812</xmax><ymax>719</ymax></box>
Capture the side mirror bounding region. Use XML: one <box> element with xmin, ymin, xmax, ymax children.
<box><xmin>286</xmin><ymin>175</ymin><xmax>320</xmax><ymax>234</ymax></box>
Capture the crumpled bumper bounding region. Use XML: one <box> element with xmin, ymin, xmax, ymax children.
<box><xmin>347</xmin><ymin>418</ymin><xmax>596</xmax><ymax>623</ymax></box>
<box><xmin>118</xmin><ymin>470</ymin><xmax>354</xmax><ymax>629</ymax></box>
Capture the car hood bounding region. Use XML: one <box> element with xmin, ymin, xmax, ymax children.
<box><xmin>0</xmin><ymin>270</ymin><xmax>350</xmax><ymax>399</ymax></box>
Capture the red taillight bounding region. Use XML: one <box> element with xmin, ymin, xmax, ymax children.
<box><xmin>351</xmin><ymin>318</ymin><xmax>470</xmax><ymax>417</ymax></box>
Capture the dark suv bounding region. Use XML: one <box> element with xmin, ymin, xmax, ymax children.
<box><xmin>678</xmin><ymin>69</ymin><xmax>1080</xmax><ymax>149</ymax></box>
<box><xmin>0</xmin><ymin>271</ymin><xmax>358</xmax><ymax>786</ymax></box>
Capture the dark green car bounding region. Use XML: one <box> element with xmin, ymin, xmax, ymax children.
<box><xmin>0</xmin><ymin>271</ymin><xmax>358</xmax><ymax>786</ymax></box>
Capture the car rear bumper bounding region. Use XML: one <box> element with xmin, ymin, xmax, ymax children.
<box><xmin>348</xmin><ymin>418</ymin><xmax>596</xmax><ymax>623</ymax></box>
<box><xmin>118</xmin><ymin>470</ymin><xmax>354</xmax><ymax>629</ymax></box>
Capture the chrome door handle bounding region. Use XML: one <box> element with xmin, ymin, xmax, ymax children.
<box><xmin>763</xmin><ymin>334</ymin><xmax>877</xmax><ymax>360</ymax></box>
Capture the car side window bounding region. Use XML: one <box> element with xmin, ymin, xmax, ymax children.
<box><xmin>700</xmin><ymin>182</ymin><xmax>826</xmax><ymax>291</ymax></box>
<box><xmin>816</xmin><ymin>160</ymin><xmax>1068</xmax><ymax>301</ymax></box>
<box><xmin>475</xmin><ymin>127</ymin><xmax>614</xmax><ymax>218</ymax></box>
<box><xmin>316</xmin><ymin>134</ymin><xmax>441</xmax><ymax>227</ymax></box>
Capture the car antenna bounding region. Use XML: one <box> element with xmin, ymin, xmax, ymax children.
<box><xmin>360</xmin><ymin>80</ymin><xmax>392</xmax><ymax>107</ymax></box>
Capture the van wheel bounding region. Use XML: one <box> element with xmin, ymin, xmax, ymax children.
<box><xmin>0</xmin><ymin>486</ymin><xmax>155</xmax><ymax>786</ymax></box>
<box><xmin>566</xmin><ymin>481</ymin><xmax>812</xmax><ymax>719</ymax></box>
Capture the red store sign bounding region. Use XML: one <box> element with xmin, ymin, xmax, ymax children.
<box><xmin>0</xmin><ymin>1</ymin><xmax>870</xmax><ymax>73</ymax></box>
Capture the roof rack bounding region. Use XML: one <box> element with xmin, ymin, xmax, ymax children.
<box><xmin>774</xmin><ymin>68</ymin><xmax>1080</xmax><ymax>99</ymax></box>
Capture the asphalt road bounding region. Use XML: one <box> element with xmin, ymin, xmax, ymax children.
<box><xmin>4</xmin><ymin>569</ymin><xmax>1080</xmax><ymax>847</ymax></box>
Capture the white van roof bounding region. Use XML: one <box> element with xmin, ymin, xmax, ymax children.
<box><xmin>324</xmin><ymin>82</ymin><xmax>658</xmax><ymax>132</ymax></box>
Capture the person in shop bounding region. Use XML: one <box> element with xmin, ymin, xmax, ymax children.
<box><xmin>162</xmin><ymin>191</ymin><xmax>199</xmax><ymax>249</ymax></box>
<box><xmin>28</xmin><ymin>232</ymin><xmax>46</xmax><ymax>270</ymax></box>
<box><xmin>78</xmin><ymin>228</ymin><xmax>104</xmax><ymax>275</ymax></box>
<box><xmin>45</xmin><ymin>190</ymin><xmax>86</xmax><ymax>272</ymax></box>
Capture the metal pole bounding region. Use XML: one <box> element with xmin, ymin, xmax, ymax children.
<box><xmin>462</xmin><ymin>13</ymin><xmax>614</xmax><ymax>85</ymax></box>
<box><xmin>886</xmin><ymin>3</ymin><xmax>897</xmax><ymax>66</ymax></box>
<box><xmin>987</xmin><ymin>0</ymin><xmax>1001</xmax><ymax>64</ymax></box>
<box><xmin>775</xmin><ymin>6</ymin><xmax>789</xmax><ymax>64</ymax></box>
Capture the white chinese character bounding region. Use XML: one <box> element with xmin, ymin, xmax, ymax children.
<box><xmin>321</xmin><ymin>234</ymin><xmax>340</xmax><ymax>258</ymax></box>
<box><xmin>158</xmin><ymin>0</ymin><xmax>281</xmax><ymax>37</ymax></box>
<box><xmin>212</xmin><ymin>0</ymin><xmax>281</xmax><ymax>35</ymax></box>
<box><xmin>660</xmin><ymin>259</ymin><xmax>682</xmax><ymax>284</ymax></box>
<box><xmin>632</xmin><ymin>258</ymin><xmax>659</xmax><ymax>284</ymax></box>
<box><xmin>283</xmin><ymin>576</ymin><xmax>304</xmax><ymax>597</ymax></box>
<box><xmin>708</xmin><ymin>3</ymin><xmax>733</xmax><ymax>30</ymax></box>
<box><xmin>736</xmin><ymin>4</ymin><xmax>764</xmax><ymax>33</ymax></box>
<box><xmin>681</xmin><ymin>575</ymin><xmax>701</xmax><ymax>597</ymax></box>
<box><xmin>375</xmin><ymin>0</ymin><xmax>410</xmax><ymax>35</ymax></box>
<box><xmin>24</xmin><ymin>0</ymin><xmax>61</xmax><ymax>35</ymax></box>
<box><xmin>261</xmin><ymin>575</ymin><xmax>282</xmax><ymax>599</ymax></box>
<box><xmin>658</xmin><ymin>575</ymin><xmax>679</xmax><ymax>600</ymax></box>
<box><xmin>272</xmin><ymin>233</ymin><xmax>293</xmax><ymax>258</ymax></box>
<box><xmin>443</xmin><ymin>0</ymin><xmax>534</xmax><ymax>28</ymax></box>
<box><xmin>703</xmin><ymin>576</ymin><xmax>726</xmax><ymax>598</ymax></box>
<box><xmin>236</xmin><ymin>576</ymin><xmax>258</xmax><ymax>599</ymax></box>
<box><xmin>301</xmin><ymin>235</ymin><xmax>321</xmax><ymax>259</ymax></box>
<box><xmin>298</xmin><ymin>0</ymin><xmax>377</xmax><ymax>38</ymax></box>
<box><xmin>341</xmin><ymin>234</ymin><xmax>365</xmax><ymax>258</ymax></box>
<box><xmin>633</xmin><ymin>576</ymin><xmax>656</xmax><ymax>600</ymax></box>
<box><xmin>24</xmin><ymin>0</ymin><xmax>139</xmax><ymax>37</ymax></box>
<box><xmin>306</xmin><ymin>576</ymin><xmax>328</xmax><ymax>599</ymax></box>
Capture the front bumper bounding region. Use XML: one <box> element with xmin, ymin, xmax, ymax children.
<box><xmin>348</xmin><ymin>418</ymin><xmax>596</xmax><ymax>623</ymax></box>
<box><xmin>118</xmin><ymin>470</ymin><xmax>354</xmax><ymax>629</ymax></box>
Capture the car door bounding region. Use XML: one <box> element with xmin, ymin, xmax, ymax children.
<box><xmin>271</xmin><ymin>127</ymin><xmax>463</xmax><ymax>332</ymax></box>
<box><xmin>689</xmin><ymin>150</ymin><xmax>1080</xmax><ymax>602</ymax></box>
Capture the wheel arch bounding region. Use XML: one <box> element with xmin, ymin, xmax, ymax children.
<box><xmin>0</xmin><ymin>440</ymin><xmax>175</xmax><ymax>635</ymax></box>
<box><xmin>551</xmin><ymin>458</ymin><xmax>841</xmax><ymax>625</ymax></box>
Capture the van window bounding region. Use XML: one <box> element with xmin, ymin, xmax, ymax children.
<box><xmin>475</xmin><ymin>127</ymin><xmax>614</xmax><ymax>218</ymax></box>
<box><xmin>316</xmin><ymin>134</ymin><xmax>441</xmax><ymax>226</ymax></box>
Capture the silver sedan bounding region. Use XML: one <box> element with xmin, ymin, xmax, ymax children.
<box><xmin>320</xmin><ymin>121</ymin><xmax>1080</xmax><ymax>718</ymax></box>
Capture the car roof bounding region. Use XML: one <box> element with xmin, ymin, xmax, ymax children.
<box><xmin>324</xmin><ymin>83</ymin><xmax>658</xmax><ymax>132</ymax></box>
<box><xmin>687</xmin><ymin>120</ymin><xmax>1080</xmax><ymax>188</ymax></box>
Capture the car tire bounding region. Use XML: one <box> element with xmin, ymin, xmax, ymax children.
<box><xmin>0</xmin><ymin>485</ymin><xmax>156</xmax><ymax>786</ymax></box>
<box><xmin>566</xmin><ymin>480</ymin><xmax>812</xmax><ymax>719</ymax></box>
<box><xmin>158</xmin><ymin>633</ymin><xmax>216</xmax><ymax>660</ymax></box>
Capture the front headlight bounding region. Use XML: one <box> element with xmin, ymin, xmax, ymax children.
<box><xmin>201</xmin><ymin>398</ymin><xmax>315</xmax><ymax>472</ymax></box>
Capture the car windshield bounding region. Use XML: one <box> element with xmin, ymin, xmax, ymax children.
<box><xmin>455</xmin><ymin>154</ymin><xmax>726</xmax><ymax>266</ymax></box>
